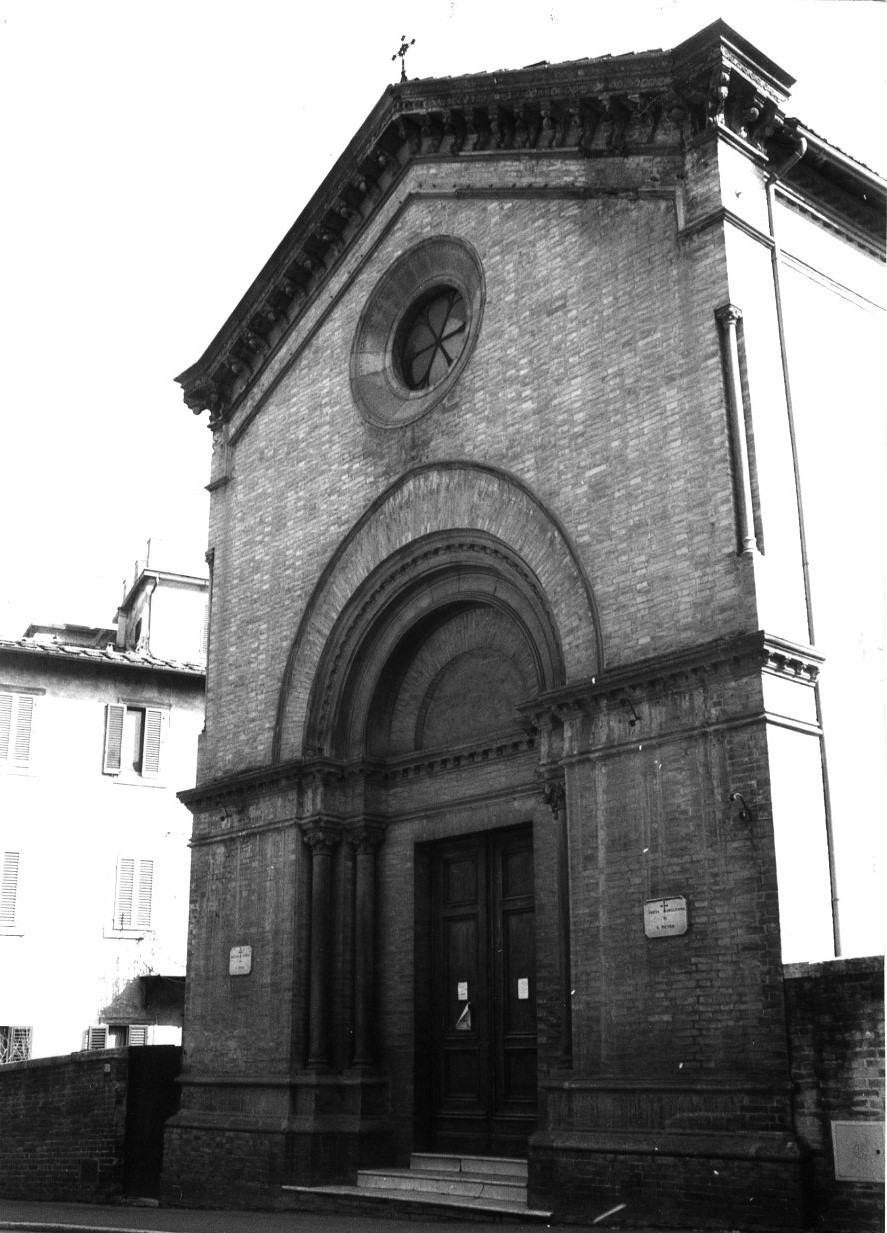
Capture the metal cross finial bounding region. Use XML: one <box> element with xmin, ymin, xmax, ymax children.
<box><xmin>392</xmin><ymin>35</ymin><xmax>415</xmax><ymax>83</ymax></box>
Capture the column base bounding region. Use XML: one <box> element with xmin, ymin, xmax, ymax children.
<box><xmin>161</xmin><ymin>1071</ymin><xmax>392</xmax><ymax>1205</ymax></box>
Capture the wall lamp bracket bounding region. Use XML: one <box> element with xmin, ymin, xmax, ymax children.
<box><xmin>729</xmin><ymin>792</ymin><xmax>753</xmax><ymax>824</ymax></box>
<box><xmin>620</xmin><ymin>697</ymin><xmax>640</xmax><ymax>729</ymax></box>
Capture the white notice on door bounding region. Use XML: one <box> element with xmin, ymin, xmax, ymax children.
<box><xmin>457</xmin><ymin>981</ymin><xmax>468</xmax><ymax>1001</ymax></box>
<box><xmin>517</xmin><ymin>978</ymin><xmax>529</xmax><ymax>1000</ymax></box>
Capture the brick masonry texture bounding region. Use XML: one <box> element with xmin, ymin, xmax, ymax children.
<box><xmin>165</xmin><ymin>37</ymin><xmax>885</xmax><ymax>1227</ymax></box>
<box><xmin>0</xmin><ymin>1046</ymin><xmax>180</xmax><ymax>1202</ymax></box>
<box><xmin>201</xmin><ymin>161</ymin><xmax>753</xmax><ymax>781</ymax></box>
<box><xmin>785</xmin><ymin>957</ymin><xmax>885</xmax><ymax>1232</ymax></box>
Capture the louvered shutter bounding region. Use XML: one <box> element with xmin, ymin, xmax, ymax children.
<box><xmin>142</xmin><ymin>708</ymin><xmax>162</xmax><ymax>777</ymax></box>
<box><xmin>13</xmin><ymin>695</ymin><xmax>33</xmax><ymax>763</ymax></box>
<box><xmin>115</xmin><ymin>858</ymin><xmax>135</xmax><ymax>928</ymax></box>
<box><xmin>135</xmin><ymin>860</ymin><xmax>153</xmax><ymax>928</ymax></box>
<box><xmin>0</xmin><ymin>693</ymin><xmax>13</xmax><ymax>760</ymax></box>
<box><xmin>86</xmin><ymin>1026</ymin><xmax>108</xmax><ymax>1050</ymax></box>
<box><xmin>128</xmin><ymin>1025</ymin><xmax>148</xmax><ymax>1046</ymax></box>
<box><xmin>1</xmin><ymin>852</ymin><xmax>19</xmax><ymax>925</ymax></box>
<box><xmin>103</xmin><ymin>704</ymin><xmax>126</xmax><ymax>774</ymax></box>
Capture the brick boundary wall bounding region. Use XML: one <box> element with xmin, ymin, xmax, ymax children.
<box><xmin>785</xmin><ymin>956</ymin><xmax>885</xmax><ymax>1232</ymax></box>
<box><xmin>0</xmin><ymin>1046</ymin><xmax>181</xmax><ymax>1203</ymax></box>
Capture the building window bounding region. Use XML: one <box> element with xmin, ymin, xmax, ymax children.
<box><xmin>0</xmin><ymin>1025</ymin><xmax>32</xmax><ymax>1064</ymax></box>
<box><xmin>1</xmin><ymin>851</ymin><xmax>19</xmax><ymax>927</ymax></box>
<box><xmin>110</xmin><ymin>1024</ymin><xmax>149</xmax><ymax>1047</ymax></box>
<box><xmin>113</xmin><ymin>857</ymin><xmax>154</xmax><ymax>931</ymax></box>
<box><xmin>0</xmin><ymin>691</ymin><xmax>34</xmax><ymax>768</ymax></box>
<box><xmin>350</xmin><ymin>235</ymin><xmax>485</xmax><ymax>427</ymax></box>
<box><xmin>396</xmin><ymin>287</ymin><xmax>468</xmax><ymax>390</ymax></box>
<box><xmin>84</xmin><ymin>1024</ymin><xmax>149</xmax><ymax>1049</ymax></box>
<box><xmin>103</xmin><ymin>704</ymin><xmax>163</xmax><ymax>777</ymax></box>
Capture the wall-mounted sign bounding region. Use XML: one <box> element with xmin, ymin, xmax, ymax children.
<box><xmin>517</xmin><ymin>978</ymin><xmax>530</xmax><ymax>1000</ymax></box>
<box><xmin>229</xmin><ymin>945</ymin><xmax>253</xmax><ymax>976</ymax></box>
<box><xmin>644</xmin><ymin>896</ymin><xmax>688</xmax><ymax>938</ymax></box>
<box><xmin>832</xmin><ymin>1120</ymin><xmax>885</xmax><ymax>1182</ymax></box>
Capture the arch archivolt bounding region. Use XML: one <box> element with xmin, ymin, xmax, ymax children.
<box><xmin>273</xmin><ymin>462</ymin><xmax>603</xmax><ymax>763</ymax></box>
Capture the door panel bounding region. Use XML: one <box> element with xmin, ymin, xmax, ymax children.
<box><xmin>429</xmin><ymin>827</ymin><xmax>536</xmax><ymax>1155</ymax></box>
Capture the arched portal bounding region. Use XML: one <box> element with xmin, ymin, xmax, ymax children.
<box><xmin>294</xmin><ymin>522</ymin><xmax>574</xmax><ymax>1161</ymax></box>
<box><xmin>272</xmin><ymin>461</ymin><xmax>604</xmax><ymax>765</ymax></box>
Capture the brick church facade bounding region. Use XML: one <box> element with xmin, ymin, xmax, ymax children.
<box><xmin>162</xmin><ymin>23</ymin><xmax>884</xmax><ymax>1228</ymax></box>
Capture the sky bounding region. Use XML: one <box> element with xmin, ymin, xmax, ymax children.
<box><xmin>0</xmin><ymin>0</ymin><xmax>884</xmax><ymax>638</ymax></box>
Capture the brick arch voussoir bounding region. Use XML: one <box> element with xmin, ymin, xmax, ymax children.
<box><xmin>273</xmin><ymin>461</ymin><xmax>603</xmax><ymax>763</ymax></box>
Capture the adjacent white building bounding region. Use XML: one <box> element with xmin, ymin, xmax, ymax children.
<box><xmin>0</xmin><ymin>543</ymin><xmax>206</xmax><ymax>1062</ymax></box>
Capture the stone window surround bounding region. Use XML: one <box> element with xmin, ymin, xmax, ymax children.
<box><xmin>349</xmin><ymin>234</ymin><xmax>485</xmax><ymax>427</ymax></box>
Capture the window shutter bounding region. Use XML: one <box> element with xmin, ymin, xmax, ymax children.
<box><xmin>103</xmin><ymin>704</ymin><xmax>126</xmax><ymax>774</ymax></box>
<box><xmin>135</xmin><ymin>860</ymin><xmax>153</xmax><ymax>928</ymax></box>
<box><xmin>128</xmin><ymin>1025</ymin><xmax>148</xmax><ymax>1046</ymax></box>
<box><xmin>115</xmin><ymin>858</ymin><xmax>134</xmax><ymax>928</ymax></box>
<box><xmin>86</xmin><ymin>1026</ymin><xmax>108</xmax><ymax>1050</ymax></box>
<box><xmin>0</xmin><ymin>693</ymin><xmax>13</xmax><ymax>760</ymax></box>
<box><xmin>142</xmin><ymin>708</ymin><xmax>162</xmax><ymax>777</ymax></box>
<box><xmin>13</xmin><ymin>695</ymin><xmax>33</xmax><ymax>763</ymax></box>
<box><xmin>1</xmin><ymin>852</ymin><xmax>19</xmax><ymax>925</ymax></box>
<box><xmin>200</xmin><ymin>600</ymin><xmax>209</xmax><ymax>658</ymax></box>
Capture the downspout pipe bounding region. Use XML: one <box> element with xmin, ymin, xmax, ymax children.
<box><xmin>766</xmin><ymin>126</ymin><xmax>842</xmax><ymax>957</ymax></box>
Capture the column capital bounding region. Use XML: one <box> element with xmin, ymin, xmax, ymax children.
<box><xmin>715</xmin><ymin>302</ymin><xmax>743</xmax><ymax>326</ymax></box>
<box><xmin>346</xmin><ymin>822</ymin><xmax>387</xmax><ymax>855</ymax></box>
<box><xmin>300</xmin><ymin>819</ymin><xmax>343</xmax><ymax>856</ymax></box>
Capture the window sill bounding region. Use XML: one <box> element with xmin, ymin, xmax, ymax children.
<box><xmin>0</xmin><ymin>927</ymin><xmax>25</xmax><ymax>937</ymax></box>
<box><xmin>103</xmin><ymin>928</ymin><xmax>154</xmax><ymax>941</ymax></box>
<box><xmin>108</xmin><ymin>775</ymin><xmax>166</xmax><ymax>789</ymax></box>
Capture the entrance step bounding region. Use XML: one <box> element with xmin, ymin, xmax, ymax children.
<box><xmin>282</xmin><ymin>1152</ymin><xmax>551</xmax><ymax>1222</ymax></box>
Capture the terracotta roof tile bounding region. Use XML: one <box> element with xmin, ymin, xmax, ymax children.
<box><xmin>0</xmin><ymin>636</ymin><xmax>205</xmax><ymax>676</ymax></box>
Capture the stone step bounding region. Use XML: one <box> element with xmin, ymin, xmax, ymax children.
<box><xmin>410</xmin><ymin>1151</ymin><xmax>529</xmax><ymax>1179</ymax></box>
<box><xmin>281</xmin><ymin>1182</ymin><xmax>553</xmax><ymax>1222</ymax></box>
<box><xmin>281</xmin><ymin>1152</ymin><xmax>551</xmax><ymax>1223</ymax></box>
<box><xmin>357</xmin><ymin>1166</ymin><xmax>526</xmax><ymax>1202</ymax></box>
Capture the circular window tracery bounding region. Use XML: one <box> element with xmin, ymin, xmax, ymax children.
<box><xmin>350</xmin><ymin>237</ymin><xmax>484</xmax><ymax>427</ymax></box>
<box><xmin>398</xmin><ymin>287</ymin><xmax>468</xmax><ymax>391</ymax></box>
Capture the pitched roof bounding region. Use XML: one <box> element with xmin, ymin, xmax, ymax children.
<box><xmin>0</xmin><ymin>635</ymin><xmax>205</xmax><ymax>678</ymax></box>
<box><xmin>176</xmin><ymin>19</ymin><xmax>885</xmax><ymax>429</ymax></box>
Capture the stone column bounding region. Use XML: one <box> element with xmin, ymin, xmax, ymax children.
<box><xmin>543</xmin><ymin>774</ymin><xmax>572</xmax><ymax>1069</ymax></box>
<box><xmin>301</xmin><ymin>821</ymin><xmax>341</xmax><ymax>1070</ymax></box>
<box><xmin>347</xmin><ymin>824</ymin><xmax>386</xmax><ymax>1069</ymax></box>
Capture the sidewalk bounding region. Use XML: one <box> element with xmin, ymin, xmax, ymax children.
<box><xmin>0</xmin><ymin>1197</ymin><xmax>686</xmax><ymax>1233</ymax></box>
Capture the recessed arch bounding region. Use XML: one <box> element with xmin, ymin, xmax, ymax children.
<box><xmin>304</xmin><ymin>535</ymin><xmax>561</xmax><ymax>759</ymax></box>
<box><xmin>272</xmin><ymin>461</ymin><xmax>605</xmax><ymax>763</ymax></box>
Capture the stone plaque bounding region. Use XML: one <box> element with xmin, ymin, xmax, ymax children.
<box><xmin>644</xmin><ymin>896</ymin><xmax>688</xmax><ymax>938</ymax></box>
<box><xmin>832</xmin><ymin>1121</ymin><xmax>885</xmax><ymax>1182</ymax></box>
<box><xmin>229</xmin><ymin>945</ymin><xmax>253</xmax><ymax>976</ymax></box>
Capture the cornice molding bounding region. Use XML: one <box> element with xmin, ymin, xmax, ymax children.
<box><xmin>518</xmin><ymin>630</ymin><xmax>823</xmax><ymax>727</ymax></box>
<box><xmin>178</xmin><ymin>21</ymin><xmax>884</xmax><ymax>431</ymax></box>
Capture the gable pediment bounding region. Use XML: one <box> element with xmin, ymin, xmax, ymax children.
<box><xmin>177</xmin><ymin>19</ymin><xmax>882</xmax><ymax>428</ymax></box>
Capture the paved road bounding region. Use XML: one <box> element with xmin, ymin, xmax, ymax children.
<box><xmin>0</xmin><ymin>1197</ymin><xmax>674</xmax><ymax>1233</ymax></box>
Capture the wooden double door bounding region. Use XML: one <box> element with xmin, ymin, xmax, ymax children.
<box><xmin>427</xmin><ymin>827</ymin><xmax>537</xmax><ymax>1156</ymax></box>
